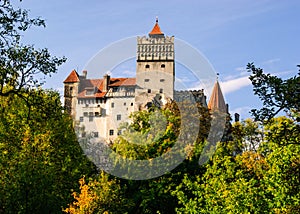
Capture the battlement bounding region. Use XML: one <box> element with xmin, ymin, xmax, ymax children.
<box><xmin>137</xmin><ymin>36</ymin><xmax>174</xmax><ymax>61</ymax></box>
<box><xmin>174</xmin><ymin>89</ymin><xmax>207</xmax><ymax>107</ymax></box>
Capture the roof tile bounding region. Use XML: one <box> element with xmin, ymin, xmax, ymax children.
<box><xmin>63</xmin><ymin>70</ymin><xmax>80</xmax><ymax>83</ymax></box>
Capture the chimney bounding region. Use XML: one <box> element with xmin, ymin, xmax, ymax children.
<box><xmin>103</xmin><ymin>74</ymin><xmax>110</xmax><ymax>92</ymax></box>
<box><xmin>226</xmin><ymin>104</ymin><xmax>229</xmax><ymax>113</ymax></box>
<box><xmin>234</xmin><ymin>113</ymin><xmax>240</xmax><ymax>122</ymax></box>
<box><xmin>82</xmin><ymin>70</ymin><xmax>87</xmax><ymax>79</ymax></box>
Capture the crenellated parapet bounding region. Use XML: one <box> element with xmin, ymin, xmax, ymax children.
<box><xmin>137</xmin><ymin>36</ymin><xmax>174</xmax><ymax>61</ymax></box>
<box><xmin>174</xmin><ymin>89</ymin><xmax>207</xmax><ymax>107</ymax></box>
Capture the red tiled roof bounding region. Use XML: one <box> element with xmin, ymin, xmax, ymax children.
<box><xmin>149</xmin><ymin>19</ymin><xmax>164</xmax><ymax>35</ymax></box>
<box><xmin>109</xmin><ymin>78</ymin><xmax>136</xmax><ymax>86</ymax></box>
<box><xmin>77</xmin><ymin>77</ymin><xmax>136</xmax><ymax>98</ymax></box>
<box><xmin>63</xmin><ymin>70</ymin><xmax>80</xmax><ymax>83</ymax></box>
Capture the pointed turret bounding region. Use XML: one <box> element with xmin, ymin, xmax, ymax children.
<box><xmin>63</xmin><ymin>69</ymin><xmax>80</xmax><ymax>118</ymax></box>
<box><xmin>149</xmin><ymin>17</ymin><xmax>164</xmax><ymax>38</ymax></box>
<box><xmin>208</xmin><ymin>75</ymin><xmax>227</xmax><ymax>113</ymax></box>
<box><xmin>63</xmin><ymin>70</ymin><xmax>80</xmax><ymax>83</ymax></box>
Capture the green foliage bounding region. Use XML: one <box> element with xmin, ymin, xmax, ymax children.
<box><xmin>231</xmin><ymin>118</ymin><xmax>264</xmax><ymax>152</ymax></box>
<box><xmin>174</xmin><ymin>129</ymin><xmax>300</xmax><ymax>213</ymax></box>
<box><xmin>0</xmin><ymin>2</ymin><xmax>91</xmax><ymax>213</ymax></box>
<box><xmin>0</xmin><ymin>89</ymin><xmax>96</xmax><ymax>213</ymax></box>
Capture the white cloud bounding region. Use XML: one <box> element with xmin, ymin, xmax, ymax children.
<box><xmin>220</xmin><ymin>76</ymin><xmax>251</xmax><ymax>95</ymax></box>
<box><xmin>262</xmin><ymin>58</ymin><xmax>280</xmax><ymax>65</ymax></box>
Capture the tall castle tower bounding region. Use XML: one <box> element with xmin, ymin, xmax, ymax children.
<box><xmin>135</xmin><ymin>18</ymin><xmax>175</xmax><ymax>109</ymax></box>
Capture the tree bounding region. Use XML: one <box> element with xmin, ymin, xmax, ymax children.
<box><xmin>0</xmin><ymin>0</ymin><xmax>66</xmax><ymax>109</ymax></box>
<box><xmin>0</xmin><ymin>2</ymin><xmax>96</xmax><ymax>212</ymax></box>
<box><xmin>64</xmin><ymin>172</ymin><xmax>129</xmax><ymax>214</ymax></box>
<box><xmin>231</xmin><ymin>118</ymin><xmax>264</xmax><ymax>152</ymax></box>
<box><xmin>0</xmin><ymin>89</ymin><xmax>96</xmax><ymax>213</ymax></box>
<box><xmin>174</xmin><ymin>123</ymin><xmax>300</xmax><ymax>213</ymax></box>
<box><xmin>247</xmin><ymin>63</ymin><xmax>300</xmax><ymax>122</ymax></box>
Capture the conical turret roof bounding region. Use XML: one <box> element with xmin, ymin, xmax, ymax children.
<box><xmin>208</xmin><ymin>79</ymin><xmax>227</xmax><ymax>113</ymax></box>
<box><xmin>64</xmin><ymin>70</ymin><xmax>80</xmax><ymax>83</ymax></box>
<box><xmin>149</xmin><ymin>17</ymin><xmax>164</xmax><ymax>36</ymax></box>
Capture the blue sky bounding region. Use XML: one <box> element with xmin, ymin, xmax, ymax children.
<box><xmin>15</xmin><ymin>0</ymin><xmax>300</xmax><ymax>119</ymax></box>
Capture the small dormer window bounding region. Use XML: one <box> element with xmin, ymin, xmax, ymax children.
<box><xmin>85</xmin><ymin>87</ymin><xmax>95</xmax><ymax>96</ymax></box>
<box><xmin>86</xmin><ymin>90</ymin><xmax>93</xmax><ymax>96</ymax></box>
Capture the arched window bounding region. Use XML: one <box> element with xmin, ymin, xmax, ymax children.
<box><xmin>161</xmin><ymin>64</ymin><xmax>165</xmax><ymax>68</ymax></box>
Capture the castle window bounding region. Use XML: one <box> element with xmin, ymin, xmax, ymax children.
<box><xmin>86</xmin><ymin>89</ymin><xmax>94</xmax><ymax>96</ymax></box>
<box><xmin>79</xmin><ymin>117</ymin><xmax>83</xmax><ymax>122</ymax></box>
<box><xmin>109</xmin><ymin>129</ymin><xmax>114</xmax><ymax>136</ymax></box>
<box><xmin>89</xmin><ymin>112</ymin><xmax>94</xmax><ymax>116</ymax></box>
<box><xmin>89</xmin><ymin>116</ymin><xmax>93</xmax><ymax>122</ymax></box>
<box><xmin>131</xmin><ymin>103</ymin><xmax>133</xmax><ymax>106</ymax></box>
<box><xmin>124</xmin><ymin>102</ymin><xmax>126</xmax><ymax>106</ymax></box>
<box><xmin>144</xmin><ymin>79</ymin><xmax>149</xmax><ymax>82</ymax></box>
<box><xmin>161</xmin><ymin>64</ymin><xmax>165</xmax><ymax>68</ymax></box>
<box><xmin>95</xmin><ymin>112</ymin><xmax>100</xmax><ymax>117</ymax></box>
<box><xmin>83</xmin><ymin>112</ymin><xmax>88</xmax><ymax>117</ymax></box>
<box><xmin>160</xmin><ymin>89</ymin><xmax>163</xmax><ymax>94</ymax></box>
<box><xmin>117</xmin><ymin>114</ymin><xmax>121</xmax><ymax>121</ymax></box>
<box><xmin>160</xmin><ymin>79</ymin><xmax>165</xmax><ymax>82</ymax></box>
<box><xmin>111</xmin><ymin>103</ymin><xmax>114</xmax><ymax>108</ymax></box>
<box><xmin>148</xmin><ymin>89</ymin><xmax>151</xmax><ymax>93</ymax></box>
<box><xmin>145</xmin><ymin>64</ymin><xmax>150</xmax><ymax>69</ymax></box>
<box><xmin>93</xmin><ymin>132</ymin><xmax>99</xmax><ymax>138</ymax></box>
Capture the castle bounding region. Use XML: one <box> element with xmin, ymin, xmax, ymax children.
<box><xmin>63</xmin><ymin>18</ymin><xmax>226</xmax><ymax>143</ymax></box>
